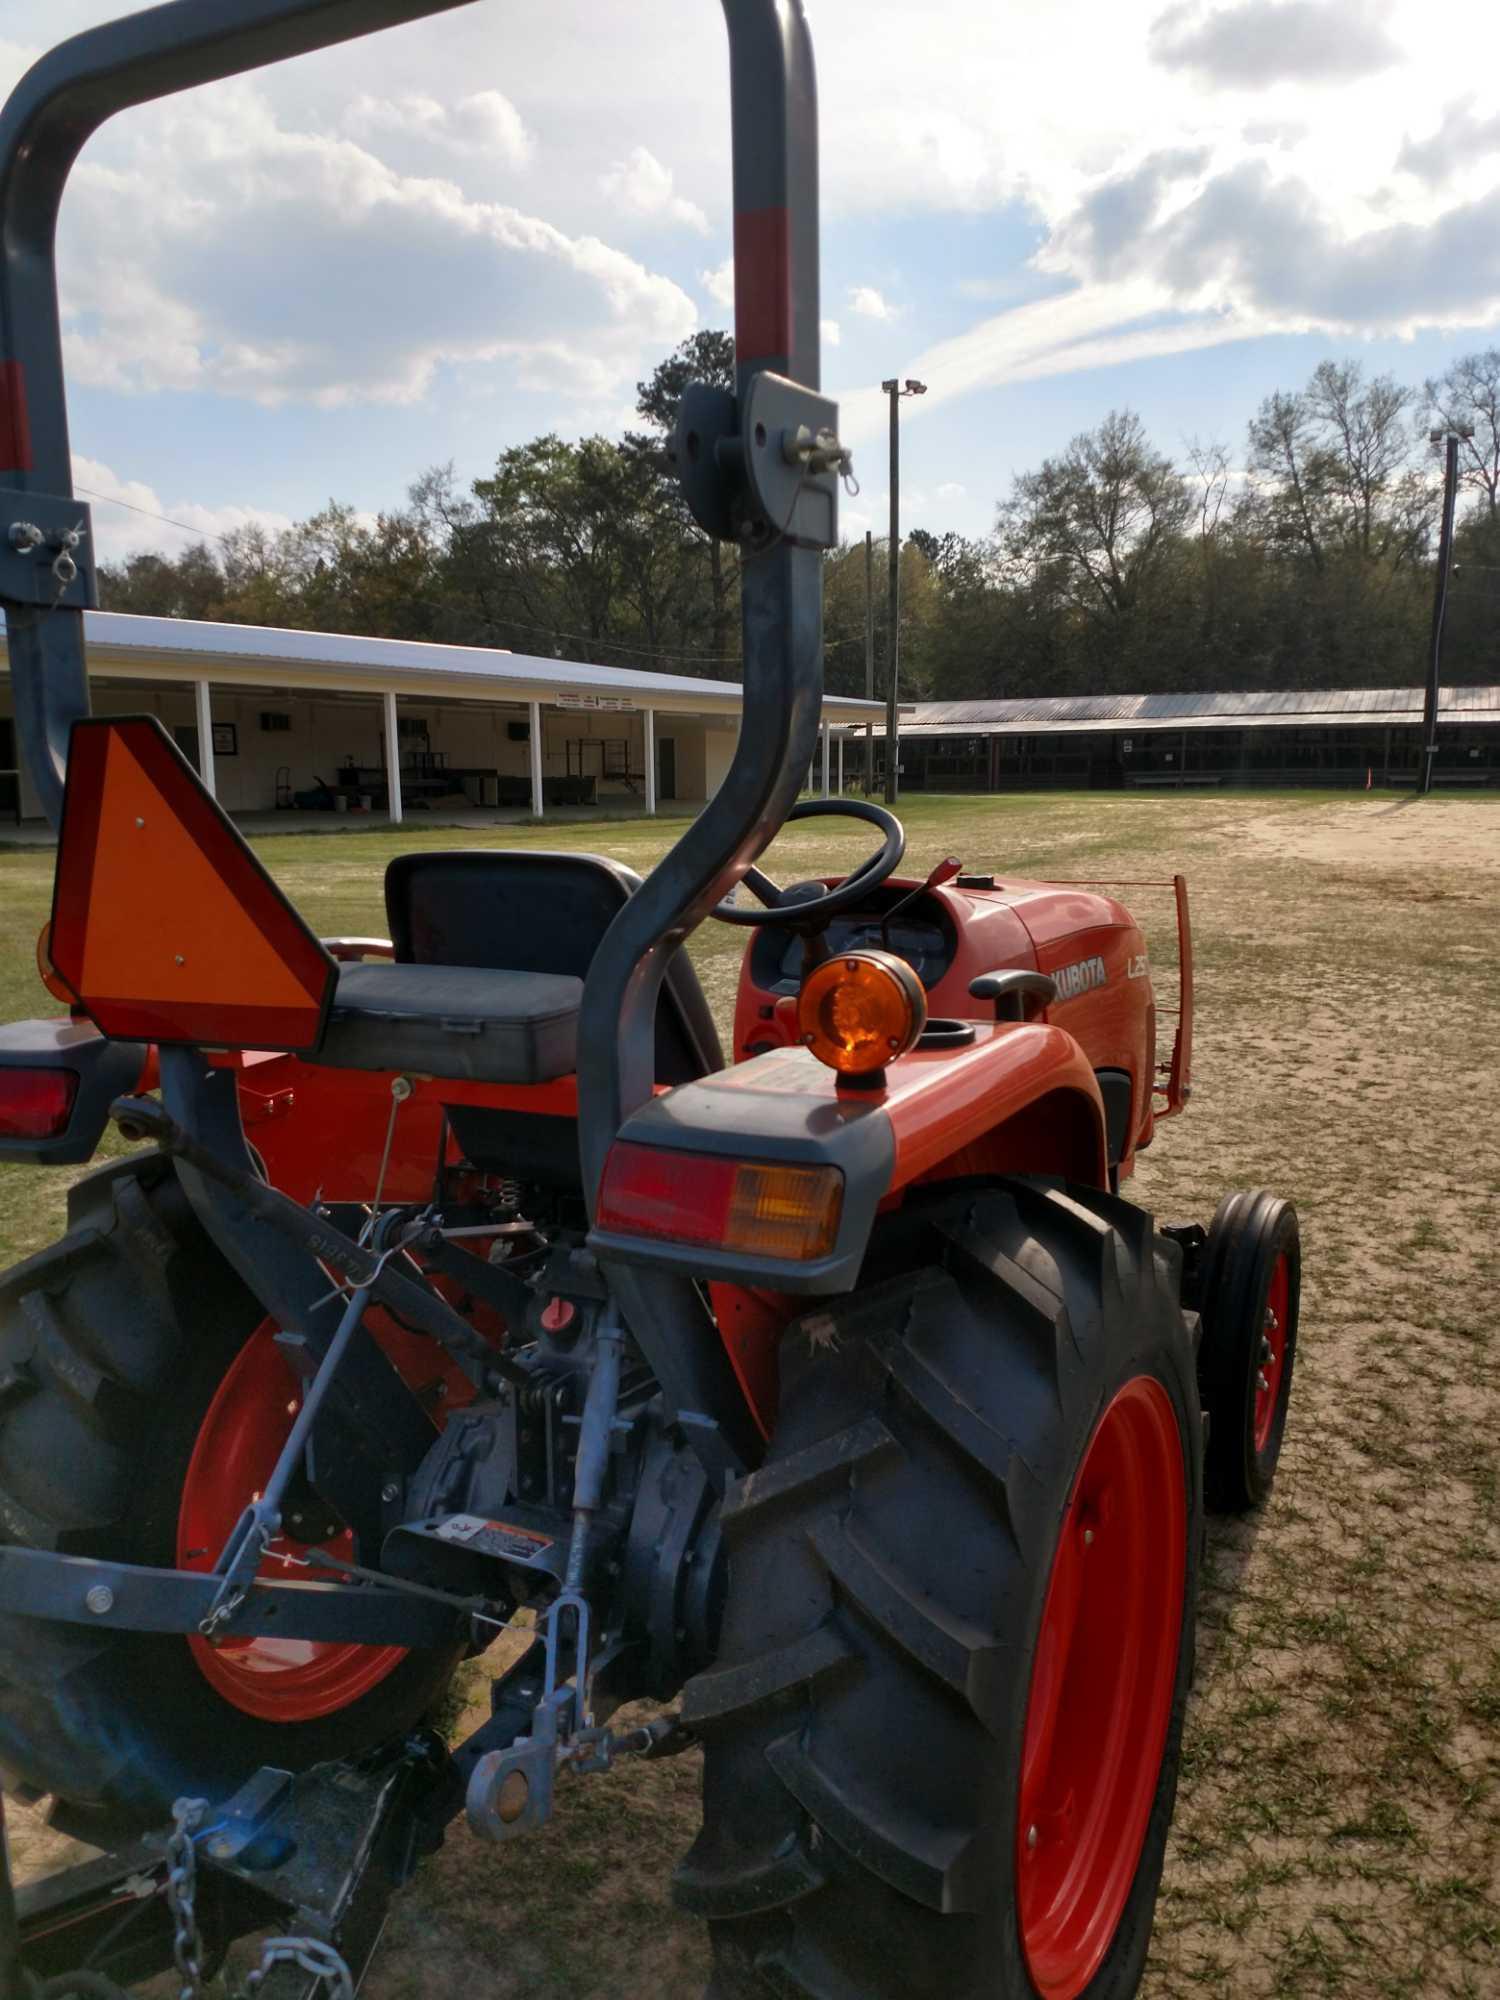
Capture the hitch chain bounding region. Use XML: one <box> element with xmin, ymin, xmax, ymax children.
<box><xmin>165</xmin><ymin>1799</ymin><xmax>353</xmax><ymax>2000</ymax></box>
<box><xmin>165</xmin><ymin>1799</ymin><xmax>208</xmax><ymax>2000</ymax></box>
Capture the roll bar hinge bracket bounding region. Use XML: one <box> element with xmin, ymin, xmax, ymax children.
<box><xmin>671</xmin><ymin>373</ymin><xmax>847</xmax><ymax>553</ymax></box>
<box><xmin>0</xmin><ymin>493</ymin><xmax>95</xmax><ymax>608</ymax></box>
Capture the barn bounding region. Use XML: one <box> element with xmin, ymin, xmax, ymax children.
<box><xmin>871</xmin><ymin>687</ymin><xmax>1500</xmax><ymax>792</ymax></box>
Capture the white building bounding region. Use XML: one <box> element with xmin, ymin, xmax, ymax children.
<box><xmin>0</xmin><ymin>612</ymin><xmax>878</xmax><ymax>825</ymax></box>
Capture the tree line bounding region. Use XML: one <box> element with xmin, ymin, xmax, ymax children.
<box><xmin>101</xmin><ymin>335</ymin><xmax>1500</xmax><ymax>699</ymax></box>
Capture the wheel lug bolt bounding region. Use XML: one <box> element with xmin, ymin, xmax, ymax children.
<box><xmin>1261</xmin><ymin>1337</ymin><xmax>1274</xmax><ymax>1362</ymax></box>
<box><xmin>1264</xmin><ymin>1310</ymin><xmax>1278</xmax><ymax>1330</ymax></box>
<box><xmin>1083</xmin><ymin>1528</ymin><xmax>1095</xmax><ymax>1546</ymax></box>
<box><xmin>1256</xmin><ymin>1370</ymin><xmax>1270</xmax><ymax>1392</ymax></box>
<box><xmin>1026</xmin><ymin>1824</ymin><xmax>1038</xmax><ymax>1852</ymax></box>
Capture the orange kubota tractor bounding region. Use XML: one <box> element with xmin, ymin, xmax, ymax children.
<box><xmin>0</xmin><ymin>5</ymin><xmax>1300</xmax><ymax>1998</ymax></box>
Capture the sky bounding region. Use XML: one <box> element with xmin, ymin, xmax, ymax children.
<box><xmin>5</xmin><ymin>0</ymin><xmax>1500</xmax><ymax>565</ymax></box>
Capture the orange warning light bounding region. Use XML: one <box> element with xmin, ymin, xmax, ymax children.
<box><xmin>796</xmin><ymin>949</ymin><xmax>926</xmax><ymax>1076</ymax></box>
<box><xmin>50</xmin><ymin>718</ymin><xmax>335</xmax><ymax>1051</ymax></box>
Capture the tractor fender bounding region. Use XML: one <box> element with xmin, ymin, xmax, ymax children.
<box><xmin>589</xmin><ymin>1023</ymin><xmax>1107</xmax><ymax>1302</ymax></box>
<box><xmin>883</xmin><ymin>1020</ymin><xmax>1108</xmax><ymax>1194</ymax></box>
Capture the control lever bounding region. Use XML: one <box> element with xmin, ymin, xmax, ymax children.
<box><xmin>880</xmin><ymin>855</ymin><xmax>962</xmax><ymax>952</ymax></box>
<box><xmin>968</xmin><ymin>969</ymin><xmax>1058</xmax><ymax>1023</ymax></box>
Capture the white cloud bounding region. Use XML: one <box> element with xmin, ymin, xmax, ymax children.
<box><xmin>72</xmin><ymin>455</ymin><xmax>294</xmax><ymax>564</ymax></box>
<box><xmin>1399</xmin><ymin>97</ymin><xmax>1500</xmax><ymax>187</ymax></box>
<box><xmin>600</xmin><ymin>146</ymin><xmax>708</xmax><ymax>231</ymax></box>
<box><xmin>55</xmin><ymin>81</ymin><xmax>696</xmax><ymax>409</ymax></box>
<box><xmin>701</xmin><ymin>257</ymin><xmax>735</xmax><ymax>309</ymax></box>
<box><xmin>849</xmin><ymin>284</ymin><xmax>897</xmax><ymax>321</ymax></box>
<box><xmin>1148</xmin><ymin>0</ymin><xmax>1400</xmax><ymax>88</ymax></box>
<box><xmin>936</xmin><ymin>481</ymin><xmax>968</xmax><ymax>500</ymax></box>
<box><xmin>836</xmin><ymin>278</ymin><xmax>1258</xmax><ymax>444</ymax></box>
<box><xmin>10</xmin><ymin>0</ymin><xmax>1500</xmax><ymax>503</ymax></box>
<box><xmin>344</xmin><ymin>90</ymin><xmax>534</xmax><ymax>167</ymax></box>
<box><xmin>821</xmin><ymin>318</ymin><xmax>842</xmax><ymax>347</ymax></box>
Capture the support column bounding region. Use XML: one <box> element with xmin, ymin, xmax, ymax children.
<box><xmin>383</xmin><ymin>690</ymin><xmax>402</xmax><ymax>825</ymax></box>
<box><xmin>837</xmin><ymin>732</ymin><xmax>845</xmax><ymax>795</ymax></box>
<box><xmin>529</xmin><ymin>700</ymin><xmax>544</xmax><ymax>819</ymax></box>
<box><xmin>820</xmin><ymin>720</ymin><xmax>831</xmax><ymax>798</ymax></box>
<box><xmin>194</xmin><ymin>680</ymin><xmax>216</xmax><ymax>798</ymax></box>
<box><xmin>643</xmin><ymin>708</ymin><xmax>657</xmax><ymax>815</ymax></box>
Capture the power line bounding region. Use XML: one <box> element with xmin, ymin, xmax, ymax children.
<box><xmin>75</xmin><ymin>483</ymin><xmax>245</xmax><ymax>550</ymax></box>
<box><xmin>74</xmin><ymin>477</ymin><xmax>864</xmax><ymax>670</ymax></box>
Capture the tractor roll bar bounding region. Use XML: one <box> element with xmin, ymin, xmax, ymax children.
<box><xmin>0</xmin><ymin>0</ymin><xmax>830</xmax><ymax>1225</ymax></box>
<box><xmin>576</xmin><ymin>0</ymin><xmax>826</xmax><ymax>1199</ymax></box>
<box><xmin>0</xmin><ymin>0</ymin><xmax>475</xmax><ymax>824</ymax></box>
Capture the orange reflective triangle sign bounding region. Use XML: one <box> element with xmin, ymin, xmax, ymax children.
<box><xmin>51</xmin><ymin>717</ymin><xmax>335</xmax><ymax>1051</ymax></box>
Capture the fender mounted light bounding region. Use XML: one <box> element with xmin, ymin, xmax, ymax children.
<box><xmin>797</xmin><ymin>949</ymin><xmax>926</xmax><ymax>1077</ymax></box>
<box><xmin>596</xmin><ymin>1144</ymin><xmax>843</xmax><ymax>1263</ymax></box>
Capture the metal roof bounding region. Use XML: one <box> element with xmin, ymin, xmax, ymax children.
<box><xmin>0</xmin><ymin>610</ymin><xmax>883</xmax><ymax>724</ymax></box>
<box><xmin>868</xmin><ymin>687</ymin><xmax>1500</xmax><ymax>737</ymax></box>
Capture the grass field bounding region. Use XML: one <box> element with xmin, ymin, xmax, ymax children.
<box><xmin>2</xmin><ymin>788</ymin><xmax>1498</xmax><ymax>1998</ymax></box>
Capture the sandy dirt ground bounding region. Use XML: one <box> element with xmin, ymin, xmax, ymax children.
<box><xmin>3</xmin><ymin>791</ymin><xmax>1498</xmax><ymax>1999</ymax></box>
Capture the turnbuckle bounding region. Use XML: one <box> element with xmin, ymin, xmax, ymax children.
<box><xmin>466</xmin><ymin>1312</ymin><xmax>633</xmax><ymax>1843</ymax></box>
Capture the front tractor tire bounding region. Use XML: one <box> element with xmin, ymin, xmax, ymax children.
<box><xmin>0</xmin><ymin>1156</ymin><xmax>459</xmax><ymax>1817</ymax></box>
<box><xmin>1196</xmin><ymin>1190</ymin><xmax>1301</xmax><ymax>1513</ymax></box>
<box><xmin>678</xmin><ymin>1178</ymin><xmax>1204</xmax><ymax>2000</ymax></box>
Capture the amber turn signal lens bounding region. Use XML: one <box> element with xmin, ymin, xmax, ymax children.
<box><xmin>35</xmin><ymin>924</ymin><xmax>75</xmax><ymax>1006</ymax></box>
<box><xmin>596</xmin><ymin>1144</ymin><xmax>844</xmax><ymax>1262</ymax></box>
<box><xmin>797</xmin><ymin>949</ymin><xmax>927</xmax><ymax>1075</ymax></box>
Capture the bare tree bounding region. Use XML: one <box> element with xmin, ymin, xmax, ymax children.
<box><xmin>1246</xmin><ymin>390</ymin><xmax>1327</xmax><ymax>569</ymax></box>
<box><xmin>1425</xmin><ymin>347</ymin><xmax>1500</xmax><ymax>515</ymax></box>
<box><xmin>999</xmin><ymin>409</ymin><xmax>1192</xmax><ymax>617</ymax></box>
<box><xmin>1305</xmin><ymin>360</ymin><xmax>1420</xmax><ymax>560</ymax></box>
<box><xmin>1246</xmin><ymin>362</ymin><xmax>1433</xmax><ymax>569</ymax></box>
<box><xmin>1185</xmin><ymin>436</ymin><xmax>1232</xmax><ymax>549</ymax></box>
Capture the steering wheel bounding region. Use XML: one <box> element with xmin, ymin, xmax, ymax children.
<box><xmin>712</xmin><ymin>799</ymin><xmax>906</xmax><ymax>928</ymax></box>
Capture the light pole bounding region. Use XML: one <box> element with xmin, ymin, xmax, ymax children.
<box><xmin>881</xmin><ymin>376</ymin><xmax>926</xmax><ymax>802</ymax></box>
<box><xmin>863</xmin><ymin>528</ymin><xmax>875</xmax><ymax>792</ymax></box>
<box><xmin>1421</xmin><ymin>421</ymin><xmax>1473</xmax><ymax>797</ymax></box>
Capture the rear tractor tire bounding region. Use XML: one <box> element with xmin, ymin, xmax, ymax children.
<box><xmin>678</xmin><ymin>1176</ymin><xmax>1205</xmax><ymax>2000</ymax></box>
<box><xmin>1196</xmin><ymin>1190</ymin><xmax>1301</xmax><ymax>1513</ymax></box>
<box><xmin>0</xmin><ymin>1155</ymin><xmax>460</xmax><ymax>1817</ymax></box>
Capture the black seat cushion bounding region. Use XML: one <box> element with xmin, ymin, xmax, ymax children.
<box><xmin>384</xmin><ymin>850</ymin><xmax>723</xmax><ymax>1085</ymax></box>
<box><xmin>317</xmin><ymin>963</ymin><xmax>581</xmax><ymax>1084</ymax></box>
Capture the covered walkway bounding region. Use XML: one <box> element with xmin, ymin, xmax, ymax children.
<box><xmin>0</xmin><ymin>612</ymin><xmax>880</xmax><ymax>826</ymax></box>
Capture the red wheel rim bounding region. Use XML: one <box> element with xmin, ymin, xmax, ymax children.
<box><xmin>178</xmin><ymin>1323</ymin><xmax>408</xmax><ymax>1722</ymax></box>
<box><xmin>1017</xmin><ymin>1376</ymin><xmax>1187</xmax><ymax>2000</ymax></box>
<box><xmin>1253</xmin><ymin>1253</ymin><xmax>1290</xmax><ymax>1454</ymax></box>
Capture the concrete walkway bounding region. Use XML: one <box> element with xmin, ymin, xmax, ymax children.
<box><xmin>0</xmin><ymin>796</ymin><xmax>706</xmax><ymax>847</ymax></box>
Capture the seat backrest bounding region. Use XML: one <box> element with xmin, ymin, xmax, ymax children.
<box><xmin>384</xmin><ymin>850</ymin><xmax>722</xmax><ymax>1085</ymax></box>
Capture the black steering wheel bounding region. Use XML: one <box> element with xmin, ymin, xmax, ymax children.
<box><xmin>712</xmin><ymin>799</ymin><xmax>906</xmax><ymax>928</ymax></box>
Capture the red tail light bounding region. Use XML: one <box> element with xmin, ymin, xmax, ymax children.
<box><xmin>0</xmin><ymin>1068</ymin><xmax>79</xmax><ymax>1140</ymax></box>
<box><xmin>596</xmin><ymin>1142</ymin><xmax>843</xmax><ymax>1263</ymax></box>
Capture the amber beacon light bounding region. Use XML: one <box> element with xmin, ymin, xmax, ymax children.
<box><xmin>797</xmin><ymin>950</ymin><xmax>927</xmax><ymax>1077</ymax></box>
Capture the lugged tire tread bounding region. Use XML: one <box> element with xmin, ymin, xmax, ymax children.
<box><xmin>807</xmin><ymin>1514</ymin><xmax>1003</xmax><ymax>1727</ymax></box>
<box><xmin>764</xmin><ymin>1731</ymin><xmax>977</xmax><ymax>1913</ymax></box>
<box><xmin>682</xmin><ymin>1621</ymin><xmax>856</xmax><ymax>1733</ymax></box>
<box><xmin>720</xmin><ymin>1417</ymin><xmax>902</xmax><ymax>1543</ymax></box>
<box><xmin>675</xmin><ymin>1830</ymin><xmax>829</xmax><ymax>1920</ymax></box>
<box><xmin>683</xmin><ymin>1174</ymin><xmax>1201</xmax><ymax>2000</ymax></box>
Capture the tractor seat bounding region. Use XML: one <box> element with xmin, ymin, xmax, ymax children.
<box><xmin>316</xmin><ymin>962</ymin><xmax>582</xmax><ymax>1085</ymax></box>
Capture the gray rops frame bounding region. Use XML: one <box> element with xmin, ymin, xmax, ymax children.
<box><xmin>0</xmin><ymin>0</ymin><xmax>835</xmax><ymax>1474</ymax></box>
